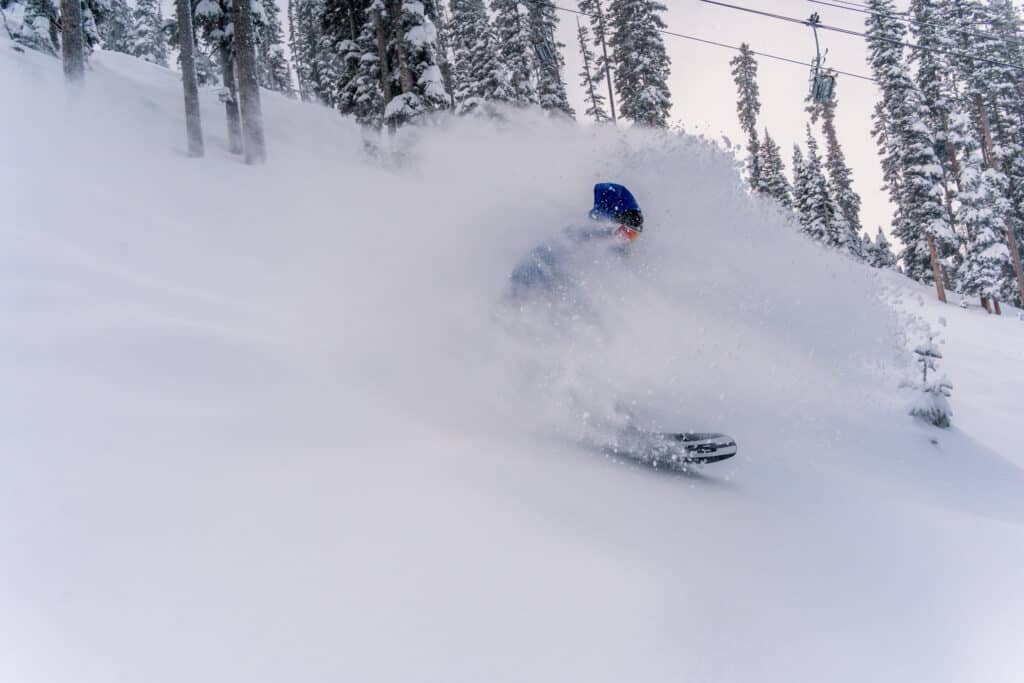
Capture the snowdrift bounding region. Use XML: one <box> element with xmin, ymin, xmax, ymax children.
<box><xmin>3</xmin><ymin>40</ymin><xmax>1024</xmax><ymax>683</ymax></box>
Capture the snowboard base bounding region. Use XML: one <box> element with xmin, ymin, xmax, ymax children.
<box><xmin>603</xmin><ymin>430</ymin><xmax>738</xmax><ymax>470</ymax></box>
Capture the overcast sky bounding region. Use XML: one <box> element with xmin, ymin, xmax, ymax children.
<box><xmin>553</xmin><ymin>0</ymin><xmax>897</xmax><ymax>238</ymax></box>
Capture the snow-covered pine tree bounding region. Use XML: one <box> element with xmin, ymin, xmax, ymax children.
<box><xmin>865</xmin><ymin>0</ymin><xmax>952</xmax><ymax>301</ymax></box>
<box><xmin>255</xmin><ymin>0</ymin><xmax>294</xmax><ymax>95</ymax></box>
<box><xmin>383</xmin><ymin>0</ymin><xmax>452</xmax><ymax>128</ymax></box>
<box><xmin>955</xmin><ymin>149</ymin><xmax>1014</xmax><ymax>311</ymax></box>
<box><xmin>902</xmin><ymin>334</ymin><xmax>953</xmax><ymax>428</ymax></box>
<box><xmin>317</xmin><ymin>0</ymin><xmax>364</xmax><ymax>110</ymax></box>
<box><xmin>729</xmin><ymin>43</ymin><xmax>760</xmax><ymax>191</ymax></box>
<box><xmin>807</xmin><ymin>75</ymin><xmax>863</xmax><ymax>259</ymax></box>
<box><xmin>191</xmin><ymin>0</ymin><xmax>243</xmax><ymax>151</ymax></box>
<box><xmin>798</xmin><ymin>127</ymin><xmax>836</xmax><ymax>244</ymax></box>
<box><xmin>341</xmin><ymin>0</ymin><xmax>385</xmax><ymax>129</ymax></box>
<box><xmin>6</xmin><ymin>0</ymin><xmax>60</xmax><ymax>54</ymax></box>
<box><xmin>872</xmin><ymin>227</ymin><xmax>897</xmax><ymax>269</ymax></box>
<box><xmin>948</xmin><ymin>0</ymin><xmax>1024</xmax><ymax>306</ymax></box>
<box><xmin>100</xmin><ymin>0</ymin><xmax>131</xmax><ymax>53</ymax></box>
<box><xmin>577</xmin><ymin>0</ymin><xmax>616</xmax><ymax>122</ymax></box>
<box><xmin>575</xmin><ymin>16</ymin><xmax>608</xmax><ymax>122</ymax></box>
<box><xmin>608</xmin><ymin>0</ymin><xmax>671</xmax><ymax>127</ymax></box>
<box><xmin>526</xmin><ymin>0</ymin><xmax>573</xmax><ymax>116</ymax></box>
<box><xmin>756</xmin><ymin>130</ymin><xmax>792</xmax><ymax>208</ymax></box>
<box><xmin>491</xmin><ymin>0</ymin><xmax>537</xmax><ymax>105</ymax></box>
<box><xmin>289</xmin><ymin>0</ymin><xmax>338</xmax><ymax>104</ymax></box>
<box><xmin>448</xmin><ymin>0</ymin><xmax>513</xmax><ymax>114</ymax></box>
<box><xmin>791</xmin><ymin>144</ymin><xmax>809</xmax><ymax>226</ymax></box>
<box><xmin>130</xmin><ymin>0</ymin><xmax>168</xmax><ymax>66</ymax></box>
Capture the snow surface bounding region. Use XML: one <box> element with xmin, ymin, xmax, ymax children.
<box><xmin>3</xmin><ymin>40</ymin><xmax>1024</xmax><ymax>682</ymax></box>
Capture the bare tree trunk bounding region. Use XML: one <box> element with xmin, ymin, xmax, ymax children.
<box><xmin>390</xmin><ymin>0</ymin><xmax>414</xmax><ymax>95</ymax></box>
<box><xmin>219</xmin><ymin>46</ymin><xmax>243</xmax><ymax>155</ymax></box>
<box><xmin>994</xmin><ymin>298</ymin><xmax>1002</xmax><ymax>315</ymax></box>
<box><xmin>60</xmin><ymin>0</ymin><xmax>85</xmax><ymax>82</ymax></box>
<box><xmin>175</xmin><ymin>0</ymin><xmax>204</xmax><ymax>157</ymax></box>
<box><xmin>927</xmin><ymin>234</ymin><xmax>947</xmax><ymax>303</ymax></box>
<box><xmin>232</xmin><ymin>0</ymin><xmax>266</xmax><ymax>164</ymax></box>
<box><xmin>373</xmin><ymin>11</ymin><xmax>391</xmax><ymax>104</ymax></box>
<box><xmin>981</xmin><ymin>296</ymin><xmax>990</xmax><ymax>313</ymax></box>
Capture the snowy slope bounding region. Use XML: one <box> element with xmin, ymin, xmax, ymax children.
<box><xmin>3</xmin><ymin>41</ymin><xmax>1024</xmax><ymax>683</ymax></box>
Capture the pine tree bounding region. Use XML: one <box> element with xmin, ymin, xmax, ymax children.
<box><xmin>255</xmin><ymin>0</ymin><xmax>294</xmax><ymax>94</ymax></box>
<box><xmin>576</xmin><ymin>16</ymin><xmax>608</xmax><ymax>122</ymax></box>
<box><xmin>448</xmin><ymin>0</ymin><xmax>514</xmax><ymax>114</ymax></box>
<box><xmin>608</xmin><ymin>0</ymin><xmax>671</xmax><ymax>127</ymax></box>
<box><xmin>289</xmin><ymin>0</ymin><xmax>338</xmax><ymax>104</ymax></box>
<box><xmin>578</xmin><ymin>0</ymin><xmax>616</xmax><ymax>121</ymax></box>
<box><xmin>955</xmin><ymin>149</ymin><xmax>1014</xmax><ymax>308</ymax></box>
<box><xmin>798</xmin><ymin>128</ymin><xmax>836</xmax><ymax>244</ymax></box>
<box><xmin>7</xmin><ymin>0</ymin><xmax>60</xmax><ymax>54</ymax></box>
<box><xmin>947</xmin><ymin>0</ymin><xmax>1024</xmax><ymax>306</ymax></box>
<box><xmin>756</xmin><ymin>130</ymin><xmax>792</xmax><ymax>208</ymax></box>
<box><xmin>807</xmin><ymin>76</ymin><xmax>863</xmax><ymax>258</ymax></box>
<box><xmin>902</xmin><ymin>334</ymin><xmax>953</xmax><ymax>428</ymax></box>
<box><xmin>729</xmin><ymin>43</ymin><xmax>760</xmax><ymax>190</ymax></box>
<box><xmin>491</xmin><ymin>0</ymin><xmax>537</xmax><ymax>105</ymax></box>
<box><xmin>100</xmin><ymin>0</ymin><xmax>132</xmax><ymax>53</ymax></box>
<box><xmin>865</xmin><ymin>0</ymin><xmax>952</xmax><ymax>300</ymax></box>
<box><xmin>792</xmin><ymin>144</ymin><xmax>809</xmax><ymax>225</ymax></box>
<box><xmin>527</xmin><ymin>0</ymin><xmax>573</xmax><ymax>116</ymax></box>
<box><xmin>316</xmin><ymin>0</ymin><xmax>361</xmax><ymax>109</ymax></box>
<box><xmin>342</xmin><ymin>1</ymin><xmax>385</xmax><ymax>129</ymax></box>
<box><xmin>190</xmin><ymin>0</ymin><xmax>244</xmax><ymax>151</ymax></box>
<box><xmin>383</xmin><ymin>0</ymin><xmax>452</xmax><ymax>128</ymax></box>
<box><xmin>872</xmin><ymin>227</ymin><xmax>897</xmax><ymax>268</ymax></box>
<box><xmin>130</xmin><ymin>0</ymin><xmax>168</xmax><ymax>66</ymax></box>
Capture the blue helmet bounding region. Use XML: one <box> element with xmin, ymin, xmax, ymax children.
<box><xmin>589</xmin><ymin>183</ymin><xmax>643</xmax><ymax>231</ymax></box>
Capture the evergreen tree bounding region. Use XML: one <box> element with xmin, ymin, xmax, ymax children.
<box><xmin>955</xmin><ymin>149</ymin><xmax>1014</xmax><ymax>307</ymax></box>
<box><xmin>608</xmin><ymin>0</ymin><xmax>671</xmax><ymax>127</ymax></box>
<box><xmin>902</xmin><ymin>334</ymin><xmax>953</xmax><ymax>428</ymax></box>
<box><xmin>449</xmin><ymin>0</ymin><xmax>514</xmax><ymax>114</ymax></box>
<box><xmin>578</xmin><ymin>0</ymin><xmax>616</xmax><ymax>121</ymax></box>
<box><xmin>575</xmin><ymin>16</ymin><xmax>608</xmax><ymax>122</ymax></box>
<box><xmin>383</xmin><ymin>0</ymin><xmax>452</xmax><ymax>128</ymax></box>
<box><xmin>255</xmin><ymin>0</ymin><xmax>294</xmax><ymax>95</ymax></box>
<box><xmin>756</xmin><ymin>130</ymin><xmax>791</xmax><ymax>208</ymax></box>
<box><xmin>872</xmin><ymin>227</ymin><xmax>897</xmax><ymax>268</ymax></box>
<box><xmin>342</xmin><ymin>1</ymin><xmax>385</xmax><ymax>128</ymax></box>
<box><xmin>289</xmin><ymin>0</ymin><xmax>339</xmax><ymax>104</ymax></box>
<box><xmin>527</xmin><ymin>0</ymin><xmax>573</xmax><ymax>116</ymax></box>
<box><xmin>729</xmin><ymin>43</ymin><xmax>760</xmax><ymax>190</ymax></box>
<box><xmin>792</xmin><ymin>144</ymin><xmax>809</xmax><ymax>225</ymax></box>
<box><xmin>6</xmin><ymin>0</ymin><xmax>60</xmax><ymax>54</ymax></box>
<box><xmin>130</xmin><ymin>0</ymin><xmax>168</xmax><ymax>66</ymax></box>
<box><xmin>491</xmin><ymin>0</ymin><xmax>537</xmax><ymax>105</ymax></box>
<box><xmin>100</xmin><ymin>0</ymin><xmax>132</xmax><ymax>53</ymax></box>
<box><xmin>190</xmin><ymin>0</ymin><xmax>243</xmax><ymax>150</ymax></box>
<box><xmin>798</xmin><ymin>128</ymin><xmax>836</xmax><ymax>244</ymax></box>
<box><xmin>807</xmin><ymin>76</ymin><xmax>863</xmax><ymax>258</ymax></box>
<box><xmin>865</xmin><ymin>0</ymin><xmax>952</xmax><ymax>299</ymax></box>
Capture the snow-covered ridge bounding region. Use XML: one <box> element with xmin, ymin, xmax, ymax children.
<box><xmin>4</xmin><ymin>40</ymin><xmax>1024</xmax><ymax>683</ymax></box>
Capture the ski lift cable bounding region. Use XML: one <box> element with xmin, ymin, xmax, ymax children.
<box><xmin>699</xmin><ymin>0</ymin><xmax>1024</xmax><ymax>73</ymax></box>
<box><xmin>551</xmin><ymin>4</ymin><xmax>876</xmax><ymax>82</ymax></box>
<box><xmin>806</xmin><ymin>0</ymin><xmax>1024</xmax><ymax>47</ymax></box>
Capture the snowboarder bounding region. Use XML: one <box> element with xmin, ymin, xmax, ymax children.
<box><xmin>509</xmin><ymin>182</ymin><xmax>644</xmax><ymax>297</ymax></box>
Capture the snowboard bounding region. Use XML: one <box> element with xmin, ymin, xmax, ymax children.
<box><xmin>604</xmin><ymin>429</ymin><xmax>738</xmax><ymax>470</ymax></box>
